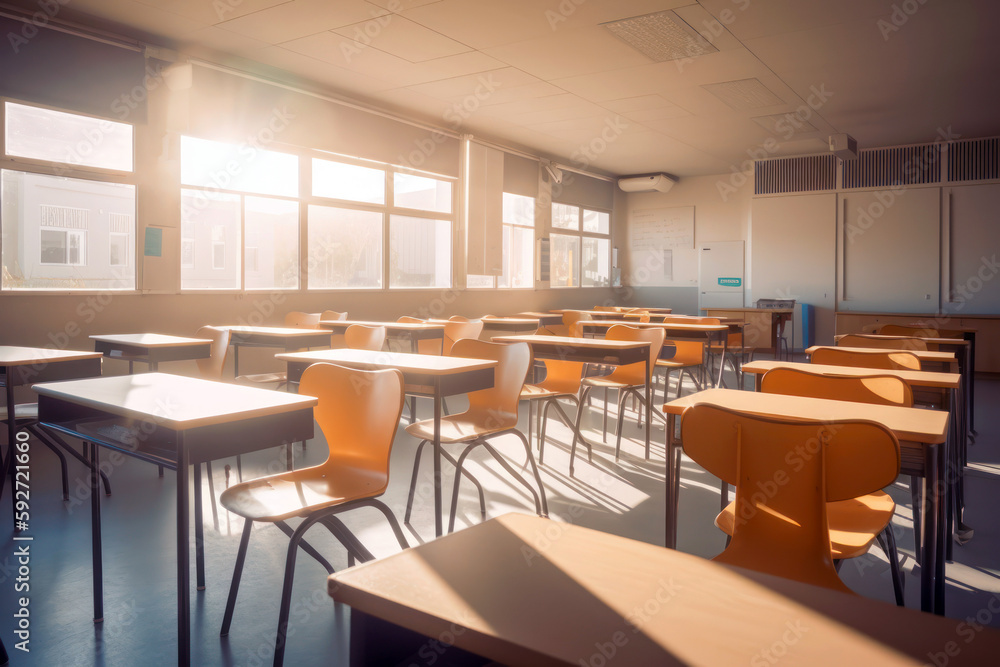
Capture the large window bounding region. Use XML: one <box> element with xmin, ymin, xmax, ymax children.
<box><xmin>468</xmin><ymin>192</ymin><xmax>535</xmax><ymax>288</ymax></box>
<box><xmin>180</xmin><ymin>136</ymin><xmax>299</xmax><ymax>290</ymax></box>
<box><xmin>550</xmin><ymin>203</ymin><xmax>610</xmax><ymax>288</ymax></box>
<box><xmin>1</xmin><ymin>101</ymin><xmax>136</xmax><ymax>290</ymax></box>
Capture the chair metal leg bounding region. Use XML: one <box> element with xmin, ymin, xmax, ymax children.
<box><xmin>448</xmin><ymin>443</ymin><xmax>480</xmax><ymax>533</ymax></box>
<box><xmin>909</xmin><ymin>475</ymin><xmax>922</xmax><ymax>566</ymax></box>
<box><xmin>614</xmin><ymin>387</ymin><xmax>631</xmax><ymax>461</ymax></box>
<box><xmin>30</xmin><ymin>424</ymin><xmax>69</xmax><ymax>499</ymax></box>
<box><xmin>569</xmin><ymin>387</ymin><xmax>595</xmax><ymax>476</ymax></box>
<box><xmin>482</xmin><ymin>441</ymin><xmax>544</xmax><ymax>517</ymax></box>
<box><xmin>220</xmin><ymin>519</ymin><xmax>253</xmax><ymax>636</ymax></box>
<box><xmin>508</xmin><ymin>429</ymin><xmax>548</xmax><ymax>516</ymax></box>
<box><xmin>441</xmin><ymin>449</ymin><xmax>486</xmax><ymax>519</ymax></box>
<box><xmin>404</xmin><ymin>440</ymin><xmax>428</xmax><ymax>523</ymax></box>
<box><xmin>274</xmin><ymin>520</ymin><xmax>335</xmax><ymax>573</ymax></box>
<box><xmin>876</xmin><ymin>525</ymin><xmax>905</xmax><ymax>606</ymax></box>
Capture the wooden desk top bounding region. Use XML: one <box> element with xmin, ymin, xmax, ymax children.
<box><xmin>492</xmin><ymin>334</ymin><xmax>650</xmax><ymax>350</ymax></box>
<box><xmin>806</xmin><ymin>346</ymin><xmax>956</xmax><ymax>363</ymax></box>
<box><xmin>703</xmin><ymin>307</ymin><xmax>795</xmax><ymax>314</ymax></box>
<box><xmin>664</xmin><ymin>388</ymin><xmax>947</xmax><ymax>444</ymax></box>
<box><xmin>89</xmin><ymin>334</ymin><xmax>211</xmax><ymax>348</ymax></box>
<box><xmin>329</xmin><ymin>513</ymin><xmax>995</xmax><ymax>666</ymax></box>
<box><xmin>32</xmin><ymin>372</ymin><xmax>316</xmax><ymax>429</ymax></box>
<box><xmin>318</xmin><ymin>320</ymin><xmax>445</xmax><ymax>331</ymax></box>
<box><xmin>277</xmin><ymin>348</ymin><xmax>497</xmax><ymax>375</ymax></box>
<box><xmin>225</xmin><ymin>326</ymin><xmax>330</xmax><ymax>337</ymax></box>
<box><xmin>0</xmin><ymin>346</ymin><xmax>103</xmax><ymax>366</ymax></box>
<box><xmin>480</xmin><ymin>316</ymin><xmax>541</xmax><ymax>326</ymax></box>
<box><xmin>580</xmin><ymin>320</ymin><xmax>729</xmax><ymax>333</ymax></box>
<box><xmin>834</xmin><ymin>334</ymin><xmax>969</xmax><ymax>346</ymax></box>
<box><xmin>741</xmin><ymin>360</ymin><xmax>961</xmax><ymax>389</ymax></box>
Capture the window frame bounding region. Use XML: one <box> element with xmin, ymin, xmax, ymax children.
<box><xmin>468</xmin><ymin>191</ymin><xmax>537</xmax><ymax>290</ymax></box>
<box><xmin>549</xmin><ymin>201</ymin><xmax>612</xmax><ymax>289</ymax></box>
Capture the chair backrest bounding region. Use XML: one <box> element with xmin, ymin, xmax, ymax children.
<box><xmin>625</xmin><ymin>308</ymin><xmax>651</xmax><ymax>323</ymax></box>
<box><xmin>450</xmin><ymin>339</ymin><xmax>530</xmax><ymax>429</ymax></box>
<box><xmin>284</xmin><ymin>311</ymin><xmax>321</xmax><ymax>328</ymax></box>
<box><xmin>345</xmin><ymin>324</ymin><xmax>386</xmax><ymax>351</ymax></box>
<box><xmin>397</xmin><ymin>315</ymin><xmax>424</xmax><ymax>323</ymax></box>
<box><xmin>604</xmin><ymin>324</ymin><xmax>665</xmax><ymax>385</ymax></box>
<box><xmin>592</xmin><ymin>305</ymin><xmax>621</xmax><ymax>312</ymax></box>
<box><xmin>838</xmin><ymin>333</ymin><xmax>928</xmax><ymax>351</ymax></box>
<box><xmin>320</xmin><ymin>310</ymin><xmax>348</xmax><ymax>321</ymax></box>
<box><xmin>562</xmin><ymin>310</ymin><xmax>593</xmax><ymax>337</ymax></box>
<box><xmin>878</xmin><ymin>324</ymin><xmax>940</xmax><ymax>338</ymax></box>
<box><xmin>661</xmin><ymin>339</ymin><xmax>705</xmax><ymax>366</ymax></box>
<box><xmin>761</xmin><ymin>367</ymin><xmax>913</xmax><ymax>407</ymax></box>
<box><xmin>681</xmin><ymin>403</ymin><xmax>899</xmax><ymax>591</ymax></box>
<box><xmin>300</xmin><ymin>363</ymin><xmax>405</xmax><ymax>497</ymax></box>
<box><xmin>811</xmin><ymin>347</ymin><xmax>921</xmax><ymax>370</ymax></box>
<box><xmin>443</xmin><ymin>319</ymin><xmax>484</xmax><ymax>354</ymax></box>
<box><xmin>533</xmin><ymin>359</ymin><xmax>584</xmax><ymax>394</ymax></box>
<box><xmin>194</xmin><ymin>326</ymin><xmax>230</xmax><ymax>380</ymax></box>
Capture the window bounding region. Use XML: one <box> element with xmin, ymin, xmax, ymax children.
<box><xmin>308</xmin><ymin>205</ymin><xmax>383</xmax><ymax>289</ymax></box>
<box><xmin>468</xmin><ymin>192</ymin><xmax>535</xmax><ymax>289</ymax></box>
<box><xmin>313</xmin><ymin>158</ymin><xmax>384</xmax><ymax>204</ymax></box>
<box><xmin>2</xmin><ymin>101</ymin><xmax>136</xmax><ymax>290</ymax></box>
<box><xmin>389</xmin><ymin>215</ymin><xmax>452</xmax><ymax>288</ymax></box>
<box><xmin>394</xmin><ymin>172</ymin><xmax>452</xmax><ymax>213</ymax></box>
<box><xmin>180</xmin><ymin>136</ymin><xmax>299</xmax><ymax>290</ymax></box>
<box><xmin>549</xmin><ymin>203</ymin><xmax>610</xmax><ymax>288</ymax></box>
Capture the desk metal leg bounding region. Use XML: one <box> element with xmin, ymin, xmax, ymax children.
<box><xmin>194</xmin><ymin>464</ymin><xmax>206</xmax><ymax>591</ymax></box>
<box><xmin>433</xmin><ymin>392</ymin><xmax>443</xmax><ymax>539</ymax></box>
<box><xmin>919</xmin><ymin>441</ymin><xmax>942</xmax><ymax>614</ymax></box>
<box><xmin>644</xmin><ymin>358</ymin><xmax>651</xmax><ymax>460</ymax></box>
<box><xmin>665</xmin><ymin>414</ymin><xmax>678</xmax><ymax>550</ymax></box>
<box><xmin>88</xmin><ymin>442</ymin><xmax>104</xmax><ymax>623</ymax></box>
<box><xmin>5</xmin><ymin>383</ymin><xmax>15</xmax><ymax>526</ymax></box>
<box><xmin>177</xmin><ymin>437</ymin><xmax>191</xmax><ymax>667</ymax></box>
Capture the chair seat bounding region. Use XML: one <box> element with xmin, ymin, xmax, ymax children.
<box><xmin>520</xmin><ymin>384</ymin><xmax>574</xmax><ymax>400</ymax></box>
<box><xmin>716</xmin><ymin>490</ymin><xmax>895</xmax><ymax>559</ymax></box>
<box><xmin>0</xmin><ymin>403</ymin><xmax>39</xmax><ymax>421</ymax></box>
<box><xmin>655</xmin><ymin>359</ymin><xmax>701</xmax><ymax>370</ymax></box>
<box><xmin>405</xmin><ymin>414</ymin><xmax>517</xmax><ymax>444</ymax></box>
<box><xmin>581</xmin><ymin>375</ymin><xmax>634</xmax><ymax>390</ymax></box>
<box><xmin>220</xmin><ymin>468</ymin><xmax>387</xmax><ymax>522</ymax></box>
<box><xmin>236</xmin><ymin>372</ymin><xmax>288</xmax><ymax>385</ymax></box>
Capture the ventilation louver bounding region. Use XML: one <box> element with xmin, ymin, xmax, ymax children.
<box><xmin>754</xmin><ymin>155</ymin><xmax>837</xmax><ymax>195</ymax></box>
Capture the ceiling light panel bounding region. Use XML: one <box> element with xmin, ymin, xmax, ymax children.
<box><xmin>602</xmin><ymin>10</ymin><xmax>718</xmax><ymax>62</ymax></box>
<box><xmin>702</xmin><ymin>78</ymin><xmax>784</xmax><ymax>110</ymax></box>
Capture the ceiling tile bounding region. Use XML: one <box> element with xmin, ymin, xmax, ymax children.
<box><xmin>217</xmin><ymin>0</ymin><xmax>388</xmax><ymax>44</ymax></box>
<box><xmin>133</xmin><ymin>0</ymin><xmax>291</xmax><ymax>26</ymax></box>
<box><xmin>333</xmin><ymin>15</ymin><xmax>471</xmax><ymax>62</ymax></box>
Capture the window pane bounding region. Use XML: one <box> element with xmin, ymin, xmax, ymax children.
<box><xmin>550</xmin><ymin>233</ymin><xmax>580</xmax><ymax>288</ymax></box>
<box><xmin>180</xmin><ymin>189</ymin><xmax>241</xmax><ymax>289</ymax></box>
<box><xmin>313</xmin><ymin>158</ymin><xmax>385</xmax><ymax>204</ymax></box>
<box><xmin>466</xmin><ymin>274</ymin><xmax>494</xmax><ymax>289</ymax></box>
<box><xmin>582</xmin><ymin>209</ymin><xmax>610</xmax><ymax>234</ymax></box>
<box><xmin>582</xmin><ymin>237</ymin><xmax>610</xmax><ymax>287</ymax></box>
<box><xmin>394</xmin><ymin>173</ymin><xmax>452</xmax><ymax>213</ymax></box>
<box><xmin>503</xmin><ymin>192</ymin><xmax>535</xmax><ymax>227</ymax></box>
<box><xmin>2</xmin><ymin>170</ymin><xmax>135</xmax><ymax>290</ymax></box>
<box><xmin>308</xmin><ymin>205</ymin><xmax>383</xmax><ymax>289</ymax></box>
<box><xmin>245</xmin><ymin>197</ymin><xmax>299</xmax><ymax>290</ymax></box>
<box><xmin>4</xmin><ymin>102</ymin><xmax>133</xmax><ymax>171</ymax></box>
<box><xmin>389</xmin><ymin>215</ymin><xmax>451</xmax><ymax>288</ymax></box>
<box><xmin>551</xmin><ymin>202</ymin><xmax>578</xmax><ymax>230</ymax></box>
<box><xmin>509</xmin><ymin>225</ymin><xmax>534</xmax><ymax>288</ymax></box>
<box><xmin>181</xmin><ymin>136</ymin><xmax>297</xmax><ymax>197</ymax></box>
<box><xmin>109</xmin><ymin>233</ymin><xmax>129</xmax><ymax>267</ymax></box>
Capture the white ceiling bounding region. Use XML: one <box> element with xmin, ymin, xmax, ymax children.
<box><xmin>6</xmin><ymin>0</ymin><xmax>1000</xmax><ymax>178</ymax></box>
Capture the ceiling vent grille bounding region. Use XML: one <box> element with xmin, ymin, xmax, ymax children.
<box><xmin>602</xmin><ymin>11</ymin><xmax>718</xmax><ymax>62</ymax></box>
<box><xmin>842</xmin><ymin>144</ymin><xmax>940</xmax><ymax>189</ymax></box>
<box><xmin>754</xmin><ymin>155</ymin><xmax>837</xmax><ymax>195</ymax></box>
<box><xmin>947</xmin><ymin>137</ymin><xmax>999</xmax><ymax>182</ymax></box>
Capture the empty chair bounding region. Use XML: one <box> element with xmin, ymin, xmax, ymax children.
<box><xmin>624</xmin><ymin>308</ymin><xmax>650</xmax><ymax>323</ymax></box>
<box><xmin>570</xmin><ymin>325</ymin><xmax>664</xmax><ymax>471</ymax></box>
<box><xmin>404</xmin><ymin>339</ymin><xmax>546</xmax><ymax>532</ymax></box>
<box><xmin>219</xmin><ymin>362</ymin><xmax>408</xmax><ymax>666</ymax></box>
<box><xmin>811</xmin><ymin>347</ymin><xmax>921</xmax><ymax>371</ymax></box>
<box><xmin>839</xmin><ymin>333</ymin><xmax>928</xmax><ymax>351</ymax></box>
<box><xmin>519</xmin><ymin>356</ymin><xmax>586</xmax><ymax>464</ymax></box>
<box><xmin>681</xmin><ymin>403</ymin><xmax>900</xmax><ymax>595</ymax></box>
<box><xmin>283</xmin><ymin>311</ymin><xmax>322</xmax><ymax>328</ymax></box>
<box><xmin>320</xmin><ymin>310</ymin><xmax>348</xmax><ymax>321</ymax></box>
<box><xmin>656</xmin><ymin>339</ymin><xmax>707</xmax><ymax>399</ymax></box>
<box><xmin>592</xmin><ymin>305</ymin><xmax>622</xmax><ymax>312</ymax></box>
<box><xmin>562</xmin><ymin>310</ymin><xmax>593</xmax><ymax>337</ymax></box>
<box><xmin>344</xmin><ymin>324</ymin><xmax>386</xmax><ymax>351</ymax></box>
<box><xmin>443</xmin><ymin>318</ymin><xmax>484</xmax><ymax>354</ymax></box>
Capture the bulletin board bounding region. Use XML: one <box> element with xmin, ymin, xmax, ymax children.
<box><xmin>627</xmin><ymin>206</ymin><xmax>697</xmax><ymax>286</ymax></box>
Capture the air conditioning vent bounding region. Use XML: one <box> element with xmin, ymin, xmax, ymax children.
<box><xmin>947</xmin><ymin>137</ymin><xmax>999</xmax><ymax>182</ymax></box>
<box><xmin>842</xmin><ymin>144</ymin><xmax>940</xmax><ymax>189</ymax></box>
<box><xmin>754</xmin><ymin>155</ymin><xmax>837</xmax><ymax>195</ymax></box>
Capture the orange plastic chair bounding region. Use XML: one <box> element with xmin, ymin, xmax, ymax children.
<box><xmin>219</xmin><ymin>362</ymin><xmax>408</xmax><ymax>665</ymax></box>
<box><xmin>625</xmin><ymin>308</ymin><xmax>650</xmax><ymax>323</ymax></box>
<box><xmin>681</xmin><ymin>403</ymin><xmax>900</xmax><ymax>595</ymax></box>
<box><xmin>519</xmin><ymin>357</ymin><xmax>585</xmax><ymax>464</ymax></box>
<box><xmin>320</xmin><ymin>310</ymin><xmax>348</xmax><ymax>321</ymax></box>
<box><xmin>570</xmin><ymin>324</ymin><xmax>664</xmax><ymax>472</ymax></box>
<box><xmin>344</xmin><ymin>324</ymin><xmax>386</xmax><ymax>351</ymax></box>
<box><xmin>562</xmin><ymin>310</ymin><xmax>593</xmax><ymax>337</ymax></box>
<box><xmin>443</xmin><ymin>318</ymin><xmax>484</xmax><ymax>354</ymax></box>
<box><xmin>592</xmin><ymin>305</ymin><xmax>622</xmax><ymax>312</ymax></box>
<box><xmin>839</xmin><ymin>333</ymin><xmax>928</xmax><ymax>352</ymax></box>
<box><xmin>195</xmin><ymin>325</ymin><xmax>231</xmax><ymax>380</ymax></box>
<box><xmin>811</xmin><ymin>347</ymin><xmax>921</xmax><ymax>371</ymax></box>
<box><xmin>656</xmin><ymin>339</ymin><xmax>707</xmax><ymax>399</ymax></box>
<box><xmin>404</xmin><ymin>339</ymin><xmax>546</xmax><ymax>532</ymax></box>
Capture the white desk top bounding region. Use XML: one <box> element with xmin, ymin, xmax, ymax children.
<box><xmin>664</xmin><ymin>388</ymin><xmax>948</xmax><ymax>444</ymax></box>
<box><xmin>492</xmin><ymin>334</ymin><xmax>651</xmax><ymax>349</ymax></box>
<box><xmin>32</xmin><ymin>372</ymin><xmax>316</xmax><ymax>429</ymax></box>
<box><xmin>580</xmin><ymin>320</ymin><xmax>729</xmax><ymax>332</ymax></box>
<box><xmin>225</xmin><ymin>326</ymin><xmax>330</xmax><ymax>337</ymax></box>
<box><xmin>277</xmin><ymin>348</ymin><xmax>497</xmax><ymax>375</ymax></box>
<box><xmin>741</xmin><ymin>360</ymin><xmax>961</xmax><ymax>389</ymax></box>
<box><xmin>806</xmin><ymin>346</ymin><xmax>955</xmax><ymax>363</ymax></box>
<box><xmin>90</xmin><ymin>333</ymin><xmax>212</xmax><ymax>347</ymax></box>
<box><xmin>329</xmin><ymin>513</ymin><xmax>994</xmax><ymax>666</ymax></box>
<box><xmin>0</xmin><ymin>345</ymin><xmax>103</xmax><ymax>366</ymax></box>
<box><xmin>319</xmin><ymin>320</ymin><xmax>445</xmax><ymax>331</ymax></box>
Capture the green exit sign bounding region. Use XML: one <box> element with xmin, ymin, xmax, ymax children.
<box><xmin>718</xmin><ymin>277</ymin><xmax>742</xmax><ymax>287</ymax></box>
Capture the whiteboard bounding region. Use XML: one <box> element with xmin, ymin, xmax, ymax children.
<box><xmin>630</xmin><ymin>206</ymin><xmax>694</xmax><ymax>250</ymax></box>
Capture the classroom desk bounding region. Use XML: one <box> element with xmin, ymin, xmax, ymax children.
<box><xmin>277</xmin><ymin>349</ymin><xmax>496</xmax><ymax>539</ymax></box>
<box><xmin>478</xmin><ymin>315</ymin><xmax>540</xmax><ymax>334</ymax></box>
<box><xmin>703</xmin><ymin>307</ymin><xmax>794</xmax><ymax>358</ymax></box>
<box><xmin>492</xmin><ymin>334</ymin><xmax>653</xmax><ymax>468</ymax></box>
<box><xmin>514</xmin><ymin>311</ymin><xmax>562</xmax><ymax>327</ymax></box>
<box><xmin>662</xmin><ymin>388</ymin><xmax>949</xmax><ymax>615</ymax></box>
<box><xmin>317</xmin><ymin>319</ymin><xmax>445</xmax><ymax>352</ymax></box>
<box><xmin>90</xmin><ymin>333</ymin><xmax>211</xmax><ymax>372</ymax></box>
<box><xmin>805</xmin><ymin>345</ymin><xmax>958</xmax><ymax>372</ymax></box>
<box><xmin>328</xmin><ymin>513</ymin><xmax>1000</xmax><ymax>667</ymax></box>
<box><xmin>33</xmin><ymin>373</ymin><xmax>316</xmax><ymax>667</ymax></box>
<box><xmin>577</xmin><ymin>320</ymin><xmax>731</xmax><ymax>387</ymax></box>
<box><xmin>224</xmin><ymin>326</ymin><xmax>332</xmax><ymax>376</ymax></box>
<box><xmin>1</xmin><ymin>346</ymin><xmax>104</xmax><ymax>521</ymax></box>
